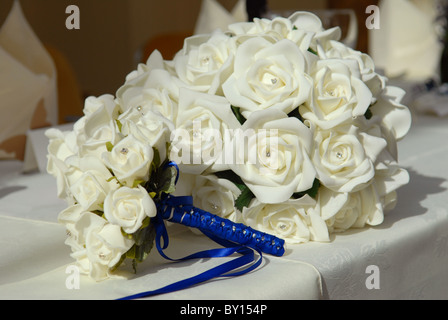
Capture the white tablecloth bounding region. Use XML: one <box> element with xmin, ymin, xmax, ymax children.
<box><xmin>0</xmin><ymin>161</ymin><xmax>321</xmax><ymax>300</ymax></box>
<box><xmin>0</xmin><ymin>114</ymin><xmax>447</xmax><ymax>300</ymax></box>
<box><xmin>291</xmin><ymin>114</ymin><xmax>448</xmax><ymax>299</ymax></box>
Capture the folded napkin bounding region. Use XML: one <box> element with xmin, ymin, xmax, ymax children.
<box><xmin>411</xmin><ymin>83</ymin><xmax>448</xmax><ymax>117</ymax></box>
<box><xmin>369</xmin><ymin>0</ymin><xmax>443</xmax><ymax>81</ymax></box>
<box><xmin>0</xmin><ymin>0</ymin><xmax>58</xmax><ymax>164</ymax></box>
<box><xmin>194</xmin><ymin>0</ymin><xmax>247</xmax><ymax>35</ymax></box>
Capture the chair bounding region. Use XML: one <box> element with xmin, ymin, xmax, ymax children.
<box><xmin>45</xmin><ymin>44</ymin><xmax>83</xmax><ymax>124</ymax></box>
<box><xmin>141</xmin><ymin>32</ymin><xmax>192</xmax><ymax>62</ymax></box>
<box><xmin>0</xmin><ymin>45</ymin><xmax>82</xmax><ymax>161</ymax></box>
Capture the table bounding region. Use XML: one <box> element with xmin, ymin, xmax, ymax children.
<box><xmin>0</xmin><ymin>114</ymin><xmax>447</xmax><ymax>300</ymax></box>
<box><xmin>291</xmin><ymin>114</ymin><xmax>448</xmax><ymax>299</ymax></box>
<box><xmin>0</xmin><ymin>160</ymin><xmax>321</xmax><ymax>300</ymax></box>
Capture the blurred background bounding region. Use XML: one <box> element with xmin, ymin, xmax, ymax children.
<box><xmin>0</xmin><ymin>0</ymin><xmax>379</xmax><ymax>119</ymax></box>
<box><xmin>1</xmin><ymin>0</ymin><xmax>443</xmax><ymax>126</ymax></box>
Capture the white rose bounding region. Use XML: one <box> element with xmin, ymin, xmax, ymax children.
<box><xmin>122</xmin><ymin>50</ymin><xmax>165</xmax><ymax>84</ymax></box>
<box><xmin>77</xmin><ymin>116</ymin><xmax>121</xmax><ymax>159</ymax></box>
<box><xmin>58</xmin><ymin>204</ymin><xmax>86</xmax><ymax>252</ymax></box>
<box><xmin>46</xmin><ymin>145</ymin><xmax>69</xmax><ymax>200</ymax></box>
<box><xmin>116</xmin><ymin>69</ymin><xmax>181</xmax><ymax>122</ymax></box>
<box><xmin>118</xmin><ymin>107</ymin><xmax>174</xmax><ymax>162</ymax></box>
<box><xmin>222</xmin><ymin>37</ymin><xmax>312</xmax><ymax>118</ymax></box>
<box><xmin>74</xmin><ymin>95</ymin><xmax>122</xmax><ymax>159</ymax></box>
<box><xmin>170</xmin><ymin>88</ymin><xmax>241</xmax><ymax>174</ymax></box>
<box><xmin>102</xmin><ymin>134</ymin><xmax>154</xmax><ymax>187</ymax></box>
<box><xmin>288</xmin><ymin>11</ymin><xmax>342</xmax><ymax>51</ymax></box>
<box><xmin>317</xmin><ymin>186</ymin><xmax>384</xmax><ymax>233</ymax></box>
<box><xmin>370</xmin><ymin>86</ymin><xmax>412</xmax><ymax>142</ymax></box>
<box><xmin>374</xmin><ymin>164</ymin><xmax>409</xmax><ymax>213</ymax></box>
<box><xmin>373</xmin><ymin>127</ymin><xmax>410</xmax><ymax>212</ymax></box>
<box><xmin>46</xmin><ymin>128</ymin><xmax>78</xmax><ymax>162</ymax></box>
<box><xmin>46</xmin><ymin>128</ymin><xmax>78</xmax><ymax>200</ymax></box>
<box><xmin>116</xmin><ymin>50</ymin><xmax>178</xmax><ymax>118</ymax></box>
<box><xmin>72</xmin><ymin>212</ymin><xmax>134</xmax><ymax>281</ymax></box>
<box><xmin>171</xmin><ymin>30</ymin><xmax>234</xmax><ymax>95</ymax></box>
<box><xmin>70</xmin><ymin>172</ymin><xmax>109</xmax><ymax>211</ymax></box>
<box><xmin>86</xmin><ymin>222</ymin><xmax>133</xmax><ymax>281</ymax></box>
<box><xmin>65</xmin><ymin>155</ymin><xmax>120</xmax><ymax>211</ymax></box>
<box><xmin>242</xmin><ymin>195</ymin><xmax>329</xmax><ymax>244</ymax></box>
<box><xmin>228</xmin><ymin>15</ymin><xmax>313</xmax><ymax>51</ymax></box>
<box><xmin>104</xmin><ymin>185</ymin><xmax>156</xmax><ymax>234</ymax></box>
<box><xmin>319</xmin><ymin>40</ymin><xmax>386</xmax><ymax>100</ymax></box>
<box><xmin>229</xmin><ymin>108</ymin><xmax>316</xmax><ymax>204</ymax></box>
<box><xmin>227</xmin><ymin>12</ymin><xmax>337</xmax><ymax>52</ymax></box>
<box><xmin>192</xmin><ymin>174</ymin><xmax>241</xmax><ymax>220</ymax></box>
<box><xmin>58</xmin><ymin>204</ymin><xmax>84</xmax><ymax>229</ymax></box>
<box><xmin>83</xmin><ymin>94</ymin><xmax>119</xmax><ymax>117</ymax></box>
<box><xmin>310</xmin><ymin>121</ymin><xmax>387</xmax><ymax>193</ymax></box>
<box><xmin>300</xmin><ymin>59</ymin><xmax>372</xmax><ymax>130</ymax></box>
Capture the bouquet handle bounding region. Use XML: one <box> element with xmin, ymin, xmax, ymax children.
<box><xmin>118</xmin><ymin>193</ymin><xmax>285</xmax><ymax>300</ymax></box>
<box><xmin>157</xmin><ymin>194</ymin><xmax>286</xmax><ymax>257</ymax></box>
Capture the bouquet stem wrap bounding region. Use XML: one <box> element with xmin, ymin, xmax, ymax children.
<box><xmin>157</xmin><ymin>194</ymin><xmax>285</xmax><ymax>257</ymax></box>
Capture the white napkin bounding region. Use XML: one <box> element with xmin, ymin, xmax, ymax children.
<box><xmin>412</xmin><ymin>86</ymin><xmax>448</xmax><ymax>117</ymax></box>
<box><xmin>0</xmin><ymin>0</ymin><xmax>58</xmax><ymax>165</ymax></box>
<box><xmin>194</xmin><ymin>0</ymin><xmax>248</xmax><ymax>35</ymax></box>
<box><xmin>22</xmin><ymin>123</ymin><xmax>74</xmax><ymax>173</ymax></box>
<box><xmin>369</xmin><ymin>0</ymin><xmax>443</xmax><ymax>81</ymax></box>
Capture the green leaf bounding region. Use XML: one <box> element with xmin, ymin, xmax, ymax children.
<box><xmin>287</xmin><ymin>106</ymin><xmax>304</xmax><ymax>122</ymax></box>
<box><xmin>132</xmin><ymin>179</ymin><xmax>145</xmax><ymax>188</ymax></box>
<box><xmin>110</xmin><ymin>253</ymin><xmax>127</xmax><ymax>272</ymax></box>
<box><xmin>292</xmin><ymin>179</ymin><xmax>321</xmax><ymax>199</ymax></box>
<box><xmin>158</xmin><ymin>165</ymin><xmax>177</xmax><ymax>194</ymax></box>
<box><xmin>106</xmin><ymin>142</ymin><xmax>114</xmax><ymax>152</ymax></box>
<box><xmin>231</xmin><ymin>106</ymin><xmax>247</xmax><ymax>125</ymax></box>
<box><xmin>307</xmin><ymin>179</ymin><xmax>321</xmax><ymax>198</ymax></box>
<box><xmin>140</xmin><ymin>216</ymin><xmax>150</xmax><ymax>229</ymax></box>
<box><xmin>131</xmin><ymin>221</ymin><xmax>157</xmax><ymax>264</ymax></box>
<box><xmin>214</xmin><ymin>170</ymin><xmax>245</xmax><ymax>189</ymax></box>
<box><xmin>308</xmin><ymin>47</ymin><xmax>318</xmax><ymax>55</ymax></box>
<box><xmin>132</xmin><ymin>259</ymin><xmax>137</xmax><ymax>274</ymax></box>
<box><xmin>126</xmin><ymin>245</ymin><xmax>136</xmax><ymax>259</ymax></box>
<box><xmin>116</xmin><ymin>119</ymin><xmax>123</xmax><ymax>133</ymax></box>
<box><xmin>146</xmin><ymin>159</ymin><xmax>177</xmax><ymax>196</ymax></box>
<box><xmin>365</xmin><ymin>107</ymin><xmax>373</xmax><ymax>120</ymax></box>
<box><xmin>234</xmin><ymin>185</ymin><xmax>256</xmax><ymax>212</ymax></box>
<box><xmin>92</xmin><ymin>209</ymin><xmax>104</xmax><ymax>216</ymax></box>
<box><xmin>152</xmin><ymin>148</ymin><xmax>161</xmax><ymax>170</ymax></box>
<box><xmin>214</xmin><ymin>170</ymin><xmax>255</xmax><ymax>210</ymax></box>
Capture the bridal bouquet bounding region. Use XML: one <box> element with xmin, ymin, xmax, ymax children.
<box><xmin>47</xmin><ymin>12</ymin><xmax>411</xmax><ymax>282</ymax></box>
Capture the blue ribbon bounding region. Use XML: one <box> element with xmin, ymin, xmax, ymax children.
<box><xmin>156</xmin><ymin>194</ymin><xmax>285</xmax><ymax>257</ymax></box>
<box><xmin>117</xmin><ymin>210</ymin><xmax>262</xmax><ymax>300</ymax></box>
<box><xmin>117</xmin><ymin>161</ymin><xmax>282</xmax><ymax>300</ymax></box>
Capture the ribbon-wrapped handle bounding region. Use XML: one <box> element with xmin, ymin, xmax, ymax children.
<box><xmin>158</xmin><ymin>194</ymin><xmax>285</xmax><ymax>257</ymax></box>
